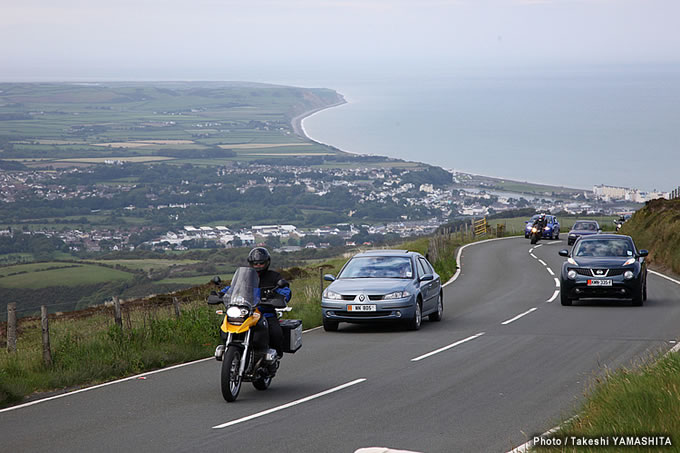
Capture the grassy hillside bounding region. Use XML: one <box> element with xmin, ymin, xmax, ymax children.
<box><xmin>620</xmin><ymin>198</ymin><xmax>680</xmax><ymax>274</ymax></box>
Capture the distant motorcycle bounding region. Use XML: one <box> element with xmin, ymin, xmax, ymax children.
<box><xmin>207</xmin><ymin>267</ymin><xmax>302</xmax><ymax>402</ymax></box>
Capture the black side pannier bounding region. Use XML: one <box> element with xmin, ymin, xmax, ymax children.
<box><xmin>279</xmin><ymin>319</ymin><xmax>302</xmax><ymax>353</ymax></box>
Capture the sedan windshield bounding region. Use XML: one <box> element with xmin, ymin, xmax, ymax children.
<box><xmin>573</xmin><ymin>239</ymin><xmax>634</xmax><ymax>257</ymax></box>
<box><xmin>339</xmin><ymin>256</ymin><xmax>413</xmax><ymax>279</ymax></box>
<box><xmin>573</xmin><ymin>222</ymin><xmax>598</xmax><ymax>231</ymax></box>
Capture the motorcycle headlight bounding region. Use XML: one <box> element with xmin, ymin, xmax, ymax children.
<box><xmin>567</xmin><ymin>270</ymin><xmax>577</xmax><ymax>280</ymax></box>
<box><xmin>323</xmin><ymin>289</ymin><xmax>342</xmax><ymax>300</ymax></box>
<box><xmin>624</xmin><ymin>271</ymin><xmax>634</xmax><ymax>280</ymax></box>
<box><xmin>531</xmin><ymin>227</ymin><xmax>538</xmax><ymax>233</ymax></box>
<box><xmin>226</xmin><ymin>306</ymin><xmax>249</xmax><ymax>325</ymax></box>
<box><xmin>383</xmin><ymin>290</ymin><xmax>411</xmax><ymax>300</ymax></box>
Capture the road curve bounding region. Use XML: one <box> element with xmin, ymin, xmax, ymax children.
<box><xmin>2</xmin><ymin>237</ymin><xmax>680</xmax><ymax>453</ymax></box>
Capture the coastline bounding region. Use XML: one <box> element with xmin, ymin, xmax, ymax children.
<box><xmin>289</xmin><ymin>91</ymin><xmax>590</xmax><ymax>194</ymax></box>
<box><xmin>291</xmin><ymin>97</ymin><xmax>348</xmax><ymax>144</ymax></box>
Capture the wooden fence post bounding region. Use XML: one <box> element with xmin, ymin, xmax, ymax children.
<box><xmin>113</xmin><ymin>296</ymin><xmax>122</xmax><ymax>328</ymax></box>
<box><xmin>41</xmin><ymin>305</ymin><xmax>53</xmax><ymax>367</ymax></box>
<box><xmin>319</xmin><ymin>267</ymin><xmax>324</xmax><ymax>299</ymax></box>
<box><xmin>7</xmin><ymin>302</ymin><xmax>17</xmax><ymax>353</ymax></box>
<box><xmin>173</xmin><ymin>297</ymin><xmax>181</xmax><ymax>318</ymax></box>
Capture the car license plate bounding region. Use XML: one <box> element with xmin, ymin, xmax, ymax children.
<box><xmin>347</xmin><ymin>304</ymin><xmax>377</xmax><ymax>312</ymax></box>
<box><xmin>587</xmin><ymin>279</ymin><xmax>612</xmax><ymax>287</ymax></box>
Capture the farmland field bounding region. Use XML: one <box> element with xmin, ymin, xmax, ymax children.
<box><xmin>0</xmin><ymin>262</ymin><xmax>134</xmax><ymax>288</ymax></box>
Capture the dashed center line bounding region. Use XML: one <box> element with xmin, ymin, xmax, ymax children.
<box><xmin>501</xmin><ymin>307</ymin><xmax>538</xmax><ymax>325</ymax></box>
<box><xmin>411</xmin><ymin>332</ymin><xmax>486</xmax><ymax>362</ymax></box>
<box><xmin>212</xmin><ymin>378</ymin><xmax>367</xmax><ymax>429</ymax></box>
<box><xmin>546</xmin><ymin>289</ymin><xmax>560</xmax><ymax>303</ymax></box>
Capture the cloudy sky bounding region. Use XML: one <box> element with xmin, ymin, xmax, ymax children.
<box><xmin>2</xmin><ymin>0</ymin><xmax>679</xmax><ymax>81</ymax></box>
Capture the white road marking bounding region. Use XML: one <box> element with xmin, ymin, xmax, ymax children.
<box><xmin>411</xmin><ymin>332</ymin><xmax>486</xmax><ymax>362</ymax></box>
<box><xmin>546</xmin><ymin>290</ymin><xmax>560</xmax><ymax>303</ymax></box>
<box><xmin>212</xmin><ymin>378</ymin><xmax>367</xmax><ymax>429</ymax></box>
<box><xmin>2</xmin><ymin>325</ymin><xmax>322</xmax><ymax>414</ymax></box>
<box><xmin>530</xmin><ymin>253</ymin><xmax>538</xmax><ymax>259</ymax></box>
<box><xmin>538</xmin><ymin>259</ymin><xmax>547</xmax><ymax>266</ymax></box>
<box><xmin>528</xmin><ymin>248</ymin><xmax>534</xmax><ymax>253</ymax></box>
<box><xmin>534</xmin><ymin>244</ymin><xmax>543</xmax><ymax>248</ymax></box>
<box><xmin>546</xmin><ymin>268</ymin><xmax>555</xmax><ymax>276</ymax></box>
<box><xmin>0</xmin><ymin>356</ymin><xmax>215</xmax><ymax>414</ymax></box>
<box><xmin>501</xmin><ymin>308</ymin><xmax>538</xmax><ymax>325</ymax></box>
<box><xmin>444</xmin><ymin>236</ymin><xmax>521</xmax><ymax>287</ymax></box>
<box><xmin>649</xmin><ymin>269</ymin><xmax>680</xmax><ymax>286</ymax></box>
<box><xmin>554</xmin><ymin>278</ymin><xmax>560</xmax><ymax>287</ymax></box>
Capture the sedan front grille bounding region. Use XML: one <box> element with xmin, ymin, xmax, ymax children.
<box><xmin>340</xmin><ymin>295</ymin><xmax>384</xmax><ymax>301</ymax></box>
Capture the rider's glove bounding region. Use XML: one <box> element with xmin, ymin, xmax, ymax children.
<box><xmin>275</xmin><ymin>286</ymin><xmax>292</xmax><ymax>303</ymax></box>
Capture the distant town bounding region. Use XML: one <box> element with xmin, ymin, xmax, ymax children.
<box><xmin>1</xmin><ymin>161</ymin><xmax>674</xmax><ymax>254</ymax></box>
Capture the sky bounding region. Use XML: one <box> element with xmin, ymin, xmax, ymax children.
<box><xmin>2</xmin><ymin>0</ymin><xmax>679</xmax><ymax>82</ymax></box>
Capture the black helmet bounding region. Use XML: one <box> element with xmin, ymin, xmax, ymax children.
<box><xmin>247</xmin><ymin>247</ymin><xmax>271</xmax><ymax>272</ymax></box>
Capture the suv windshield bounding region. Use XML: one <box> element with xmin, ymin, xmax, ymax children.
<box><xmin>339</xmin><ymin>256</ymin><xmax>413</xmax><ymax>279</ymax></box>
<box><xmin>573</xmin><ymin>239</ymin><xmax>634</xmax><ymax>257</ymax></box>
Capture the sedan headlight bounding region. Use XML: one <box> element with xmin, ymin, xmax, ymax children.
<box><xmin>323</xmin><ymin>289</ymin><xmax>342</xmax><ymax>300</ymax></box>
<box><xmin>624</xmin><ymin>258</ymin><xmax>636</xmax><ymax>266</ymax></box>
<box><xmin>544</xmin><ymin>226</ymin><xmax>550</xmax><ymax>230</ymax></box>
<box><xmin>383</xmin><ymin>290</ymin><xmax>411</xmax><ymax>300</ymax></box>
<box><xmin>567</xmin><ymin>270</ymin><xmax>577</xmax><ymax>280</ymax></box>
<box><xmin>624</xmin><ymin>270</ymin><xmax>634</xmax><ymax>280</ymax></box>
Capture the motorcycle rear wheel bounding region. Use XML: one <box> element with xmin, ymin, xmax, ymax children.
<box><xmin>221</xmin><ymin>346</ymin><xmax>243</xmax><ymax>402</ymax></box>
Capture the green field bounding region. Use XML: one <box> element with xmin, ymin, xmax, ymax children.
<box><xmin>92</xmin><ymin>259</ymin><xmax>201</xmax><ymax>272</ymax></box>
<box><xmin>0</xmin><ymin>82</ymin><xmax>344</xmax><ymax>164</ymax></box>
<box><xmin>0</xmin><ymin>262</ymin><xmax>134</xmax><ymax>288</ymax></box>
<box><xmin>156</xmin><ymin>274</ymin><xmax>233</xmax><ymax>286</ymax></box>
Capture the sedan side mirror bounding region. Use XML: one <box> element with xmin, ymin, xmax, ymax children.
<box><xmin>420</xmin><ymin>274</ymin><xmax>434</xmax><ymax>282</ymax></box>
<box><xmin>324</xmin><ymin>274</ymin><xmax>336</xmax><ymax>282</ymax></box>
<box><xmin>638</xmin><ymin>249</ymin><xmax>649</xmax><ymax>257</ymax></box>
<box><xmin>558</xmin><ymin>249</ymin><xmax>569</xmax><ymax>257</ymax></box>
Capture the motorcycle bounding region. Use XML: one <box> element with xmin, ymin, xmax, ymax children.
<box><xmin>207</xmin><ymin>267</ymin><xmax>302</xmax><ymax>402</ymax></box>
<box><xmin>529</xmin><ymin>224</ymin><xmax>543</xmax><ymax>244</ymax></box>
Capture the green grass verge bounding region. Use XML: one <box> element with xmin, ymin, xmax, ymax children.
<box><xmin>533</xmin><ymin>350</ymin><xmax>680</xmax><ymax>452</ymax></box>
<box><xmin>0</xmin><ymin>235</ymin><xmax>466</xmax><ymax>407</ymax></box>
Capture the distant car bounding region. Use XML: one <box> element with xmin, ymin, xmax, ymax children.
<box><xmin>320</xmin><ymin>250</ymin><xmax>443</xmax><ymax>331</ymax></box>
<box><xmin>567</xmin><ymin>220</ymin><xmax>601</xmax><ymax>245</ymax></box>
<box><xmin>558</xmin><ymin>234</ymin><xmax>648</xmax><ymax>306</ymax></box>
<box><xmin>524</xmin><ymin>214</ymin><xmax>561</xmax><ymax>239</ymax></box>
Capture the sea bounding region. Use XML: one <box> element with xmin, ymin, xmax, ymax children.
<box><xmin>296</xmin><ymin>64</ymin><xmax>680</xmax><ymax>192</ymax></box>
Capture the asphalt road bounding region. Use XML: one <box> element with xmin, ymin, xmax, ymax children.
<box><xmin>3</xmin><ymin>236</ymin><xmax>680</xmax><ymax>453</ymax></box>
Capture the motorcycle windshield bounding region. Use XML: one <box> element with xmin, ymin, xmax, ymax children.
<box><xmin>225</xmin><ymin>267</ymin><xmax>260</xmax><ymax>308</ymax></box>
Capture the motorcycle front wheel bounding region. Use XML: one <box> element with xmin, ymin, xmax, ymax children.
<box><xmin>221</xmin><ymin>346</ymin><xmax>243</xmax><ymax>402</ymax></box>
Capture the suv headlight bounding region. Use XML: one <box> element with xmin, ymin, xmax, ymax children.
<box><xmin>323</xmin><ymin>289</ymin><xmax>342</xmax><ymax>300</ymax></box>
<box><xmin>383</xmin><ymin>290</ymin><xmax>410</xmax><ymax>300</ymax></box>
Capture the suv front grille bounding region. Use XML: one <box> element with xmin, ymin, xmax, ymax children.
<box><xmin>573</xmin><ymin>268</ymin><xmax>626</xmax><ymax>277</ymax></box>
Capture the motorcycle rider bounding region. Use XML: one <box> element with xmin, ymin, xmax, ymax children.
<box><xmin>532</xmin><ymin>213</ymin><xmax>548</xmax><ymax>233</ymax></box>
<box><xmin>220</xmin><ymin>247</ymin><xmax>291</xmax><ymax>358</ymax></box>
